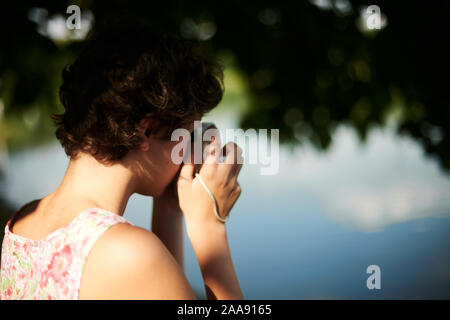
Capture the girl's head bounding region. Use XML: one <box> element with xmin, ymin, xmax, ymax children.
<box><xmin>52</xmin><ymin>22</ymin><xmax>223</xmax><ymax>196</ymax></box>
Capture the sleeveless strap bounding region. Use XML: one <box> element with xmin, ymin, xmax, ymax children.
<box><xmin>62</xmin><ymin>208</ymin><xmax>134</xmax><ymax>299</ymax></box>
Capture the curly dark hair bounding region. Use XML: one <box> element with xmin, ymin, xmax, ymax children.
<box><xmin>52</xmin><ymin>22</ymin><xmax>223</xmax><ymax>163</ymax></box>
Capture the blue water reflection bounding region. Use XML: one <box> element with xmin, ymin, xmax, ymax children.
<box><xmin>1</xmin><ymin>124</ymin><xmax>449</xmax><ymax>299</ymax></box>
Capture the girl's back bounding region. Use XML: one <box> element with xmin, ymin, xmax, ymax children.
<box><xmin>0</xmin><ymin>200</ymin><xmax>133</xmax><ymax>299</ymax></box>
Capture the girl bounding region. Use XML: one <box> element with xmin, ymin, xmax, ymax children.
<box><xmin>0</xmin><ymin>22</ymin><xmax>243</xmax><ymax>300</ymax></box>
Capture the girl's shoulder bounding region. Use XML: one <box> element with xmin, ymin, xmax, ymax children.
<box><xmin>79</xmin><ymin>222</ymin><xmax>192</xmax><ymax>299</ymax></box>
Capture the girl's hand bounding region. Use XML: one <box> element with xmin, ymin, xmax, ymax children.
<box><xmin>177</xmin><ymin>139</ymin><xmax>243</xmax><ymax>233</ymax></box>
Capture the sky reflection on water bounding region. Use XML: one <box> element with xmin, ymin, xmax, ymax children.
<box><xmin>1</xmin><ymin>122</ymin><xmax>449</xmax><ymax>299</ymax></box>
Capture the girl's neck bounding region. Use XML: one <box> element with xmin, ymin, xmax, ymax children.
<box><xmin>48</xmin><ymin>153</ymin><xmax>138</xmax><ymax>217</ymax></box>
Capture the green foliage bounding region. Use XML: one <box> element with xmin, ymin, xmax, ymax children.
<box><xmin>0</xmin><ymin>0</ymin><xmax>449</xmax><ymax>168</ymax></box>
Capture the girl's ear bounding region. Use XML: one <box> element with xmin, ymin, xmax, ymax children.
<box><xmin>138</xmin><ymin>119</ymin><xmax>152</xmax><ymax>152</ymax></box>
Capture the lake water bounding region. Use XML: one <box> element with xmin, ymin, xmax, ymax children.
<box><xmin>1</xmin><ymin>122</ymin><xmax>449</xmax><ymax>299</ymax></box>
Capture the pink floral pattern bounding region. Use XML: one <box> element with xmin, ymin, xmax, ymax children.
<box><xmin>0</xmin><ymin>207</ymin><xmax>133</xmax><ymax>300</ymax></box>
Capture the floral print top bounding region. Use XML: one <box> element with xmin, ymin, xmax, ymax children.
<box><xmin>0</xmin><ymin>203</ymin><xmax>134</xmax><ymax>300</ymax></box>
